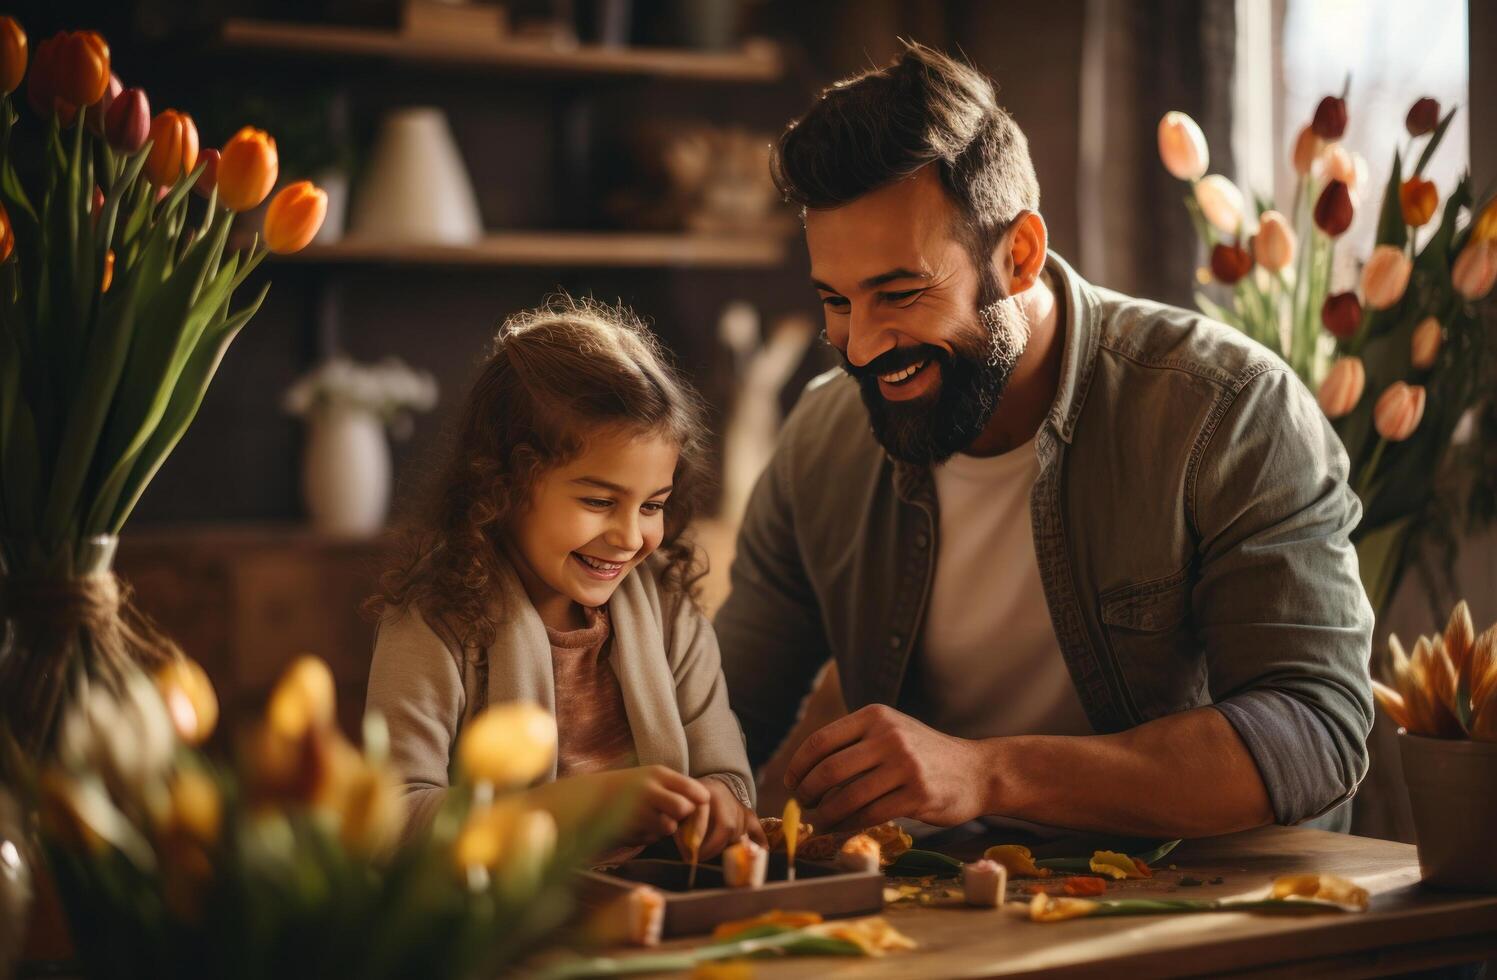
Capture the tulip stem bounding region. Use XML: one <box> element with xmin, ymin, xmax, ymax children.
<box><xmin>1358</xmin><ymin>438</ymin><xmax>1389</xmax><ymax>500</ymax></box>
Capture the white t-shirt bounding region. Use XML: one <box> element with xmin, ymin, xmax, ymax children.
<box><xmin>917</xmin><ymin>436</ymin><xmax>1093</xmax><ymax>742</ymax></box>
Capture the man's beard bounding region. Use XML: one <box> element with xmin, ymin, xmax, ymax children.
<box><xmin>842</xmin><ymin>274</ymin><xmax>1031</xmax><ymax>466</ymax></box>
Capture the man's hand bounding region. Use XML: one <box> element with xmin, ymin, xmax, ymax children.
<box><xmin>784</xmin><ymin>704</ymin><xmax>988</xmax><ymax>830</ymax></box>
<box><xmin>696</xmin><ymin>778</ymin><xmax>767</xmax><ymax>861</ymax></box>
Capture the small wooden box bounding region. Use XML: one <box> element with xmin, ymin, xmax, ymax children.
<box><xmin>579</xmin><ymin>856</ymin><xmax>884</xmax><ymax>938</ymax></box>
<box><xmin>401</xmin><ymin>1</ymin><xmax>507</xmax><ymax>42</ymax></box>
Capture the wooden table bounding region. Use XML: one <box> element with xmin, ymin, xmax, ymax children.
<box><xmin>632</xmin><ymin>826</ymin><xmax>1497</xmax><ymax>978</ymax></box>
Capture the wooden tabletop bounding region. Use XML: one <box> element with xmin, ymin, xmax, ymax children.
<box><xmin>633</xmin><ymin>826</ymin><xmax>1497</xmax><ymax>979</ymax></box>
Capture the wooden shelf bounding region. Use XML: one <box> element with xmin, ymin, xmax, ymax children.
<box><xmin>220</xmin><ymin>19</ymin><xmax>784</xmax><ymax>83</ymax></box>
<box><xmin>280</xmin><ymin>232</ymin><xmax>791</xmax><ymax>269</ymax></box>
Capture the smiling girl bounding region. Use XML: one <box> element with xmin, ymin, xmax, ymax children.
<box><xmin>366</xmin><ymin>297</ymin><xmax>759</xmax><ymax>859</ymax></box>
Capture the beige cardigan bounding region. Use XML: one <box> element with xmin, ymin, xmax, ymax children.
<box><xmin>366</xmin><ymin>553</ymin><xmax>755</xmax><ymax>832</ymax></box>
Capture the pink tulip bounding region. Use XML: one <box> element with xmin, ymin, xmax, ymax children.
<box><xmin>1252</xmin><ymin>210</ymin><xmax>1296</xmax><ymax>272</ymax></box>
<box><xmin>1410</xmin><ymin>317</ymin><xmax>1442</xmax><ymax>370</ymax></box>
<box><xmin>1158</xmin><ymin>111</ymin><xmax>1209</xmax><ymax>181</ymax></box>
<box><xmin>1373</xmin><ymin>382</ymin><xmax>1426</xmax><ymax>441</ymax></box>
<box><xmin>1361</xmin><ymin>245</ymin><xmax>1413</xmax><ymax>310</ymax></box>
<box><xmin>1452</xmin><ymin>239</ymin><xmax>1497</xmax><ymax>300</ymax></box>
<box><xmin>1317</xmin><ymin>357</ymin><xmax>1366</xmax><ymax>419</ymax></box>
<box><xmin>104</xmin><ymin>87</ymin><xmax>150</xmax><ymax>154</ymax></box>
<box><xmin>1194</xmin><ymin>175</ymin><xmax>1244</xmax><ymax>235</ymax></box>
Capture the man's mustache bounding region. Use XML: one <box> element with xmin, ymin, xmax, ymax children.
<box><xmin>841</xmin><ymin>344</ymin><xmax>948</xmax><ymax>383</ymax></box>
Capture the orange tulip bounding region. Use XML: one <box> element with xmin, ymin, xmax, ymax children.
<box><xmin>1291</xmin><ymin>125</ymin><xmax>1323</xmax><ymax>177</ymax></box>
<box><xmin>101</xmin><ymin>250</ymin><xmax>115</xmax><ymax>292</ymax></box>
<box><xmin>1317</xmin><ymin>357</ymin><xmax>1365</xmax><ymax>419</ymax></box>
<box><xmin>0</xmin><ymin>202</ymin><xmax>14</xmax><ymax>263</ymax></box>
<box><xmin>1410</xmin><ymin>317</ymin><xmax>1442</xmax><ymax>371</ymax></box>
<box><xmin>217</xmin><ymin>127</ymin><xmax>279</xmax><ymax>212</ymax></box>
<box><xmin>0</xmin><ymin>16</ymin><xmax>26</xmax><ymax>95</ymax></box>
<box><xmin>1252</xmin><ymin>210</ymin><xmax>1296</xmax><ymax>272</ymax></box>
<box><xmin>264</xmin><ymin>181</ymin><xmax>327</xmax><ymax>254</ymax></box>
<box><xmin>1360</xmin><ymin>244</ymin><xmax>1412</xmax><ymax>310</ymax></box>
<box><xmin>1373</xmin><ymin>382</ymin><xmax>1426</xmax><ymax>442</ymax></box>
<box><xmin>56</xmin><ymin>30</ymin><xmax>110</xmax><ymax>107</ymax></box>
<box><xmin>25</xmin><ymin>33</ymin><xmax>76</xmax><ymax>125</ymax></box>
<box><xmin>1399</xmin><ymin>177</ymin><xmax>1438</xmax><ymax>227</ymax></box>
<box><xmin>1472</xmin><ymin>197</ymin><xmax>1497</xmax><ymax>244</ymax></box>
<box><xmin>1157</xmin><ymin>111</ymin><xmax>1208</xmax><ymax>181</ymax></box>
<box><xmin>1452</xmin><ymin>240</ymin><xmax>1497</xmax><ymax>300</ymax></box>
<box><xmin>145</xmin><ymin>109</ymin><xmax>198</xmax><ymax>186</ymax></box>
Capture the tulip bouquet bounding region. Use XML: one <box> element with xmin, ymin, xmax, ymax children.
<box><xmin>1371</xmin><ymin>599</ymin><xmax>1497</xmax><ymax>741</ymax></box>
<box><xmin>1159</xmin><ymin>93</ymin><xmax>1497</xmax><ymax>613</ymax></box>
<box><xmin>22</xmin><ymin>653</ymin><xmax>627</xmax><ymax>979</ymax></box>
<box><xmin>0</xmin><ymin>17</ymin><xmax>328</xmax><ymax>758</ymax></box>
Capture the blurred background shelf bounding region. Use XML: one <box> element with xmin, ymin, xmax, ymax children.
<box><xmin>219</xmin><ymin>19</ymin><xmax>784</xmax><ymax>82</ymax></box>
<box><xmin>281</xmin><ymin>232</ymin><xmax>792</xmax><ymax>268</ymax></box>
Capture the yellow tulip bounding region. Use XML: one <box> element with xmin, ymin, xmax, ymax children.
<box><xmin>458</xmin><ymin>701</ymin><xmax>557</xmax><ymax>787</ymax></box>
<box><xmin>163</xmin><ymin>768</ymin><xmax>223</xmax><ymax>845</ymax></box>
<box><xmin>1360</xmin><ymin>244</ymin><xmax>1412</xmax><ymax>310</ymax></box>
<box><xmin>1157</xmin><ymin>111</ymin><xmax>1208</xmax><ymax>181</ymax></box>
<box><xmin>0</xmin><ymin>16</ymin><xmax>26</xmax><ymax>95</ymax></box>
<box><xmin>1373</xmin><ymin>382</ymin><xmax>1426</xmax><ymax>442</ymax></box>
<box><xmin>1193</xmin><ymin>174</ymin><xmax>1244</xmax><ymax>235</ymax></box>
<box><xmin>1410</xmin><ymin>317</ymin><xmax>1442</xmax><ymax>370</ymax></box>
<box><xmin>1452</xmin><ymin>239</ymin><xmax>1497</xmax><ymax>300</ymax></box>
<box><xmin>217</xmin><ymin>126</ymin><xmax>279</xmax><ymax>212</ymax></box>
<box><xmin>263</xmin><ymin>180</ymin><xmax>328</xmax><ymax>254</ymax></box>
<box><xmin>1317</xmin><ymin>357</ymin><xmax>1365</xmax><ymax>419</ymax></box>
<box><xmin>100</xmin><ymin>250</ymin><xmax>115</xmax><ymax>293</ymax></box>
<box><xmin>267</xmin><ymin>655</ymin><xmax>337</xmax><ymax>739</ymax></box>
<box><xmin>1251</xmin><ymin>210</ymin><xmax>1296</xmax><ymax>272</ymax></box>
<box><xmin>145</xmin><ymin>109</ymin><xmax>199</xmax><ymax>186</ymax></box>
<box><xmin>154</xmin><ymin>657</ymin><xmax>219</xmax><ymax>746</ymax></box>
<box><xmin>335</xmin><ymin>759</ymin><xmax>403</xmax><ymax>855</ymax></box>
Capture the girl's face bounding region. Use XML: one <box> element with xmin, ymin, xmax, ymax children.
<box><xmin>508</xmin><ymin>426</ymin><xmax>680</xmax><ymax>630</ymax></box>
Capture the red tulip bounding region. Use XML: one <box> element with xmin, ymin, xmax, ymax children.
<box><xmin>1209</xmin><ymin>242</ymin><xmax>1253</xmax><ymax>285</ymax></box>
<box><xmin>1406</xmin><ymin>98</ymin><xmax>1440</xmax><ymax>137</ymax></box>
<box><xmin>104</xmin><ymin>87</ymin><xmax>150</xmax><ymax>153</ymax></box>
<box><xmin>25</xmin><ymin>33</ymin><xmax>77</xmax><ymax>126</ymax></box>
<box><xmin>1321</xmin><ymin>291</ymin><xmax>1362</xmax><ymax>340</ymax></box>
<box><xmin>1314</xmin><ymin>180</ymin><xmax>1354</xmax><ymax>237</ymax></box>
<box><xmin>1312</xmin><ymin>94</ymin><xmax>1348</xmax><ymax>140</ymax></box>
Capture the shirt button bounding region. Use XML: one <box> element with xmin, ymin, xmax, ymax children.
<box><xmin>889</xmin><ymin>634</ymin><xmax>902</xmax><ymax>648</ymax></box>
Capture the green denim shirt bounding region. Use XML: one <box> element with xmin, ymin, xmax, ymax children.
<box><xmin>714</xmin><ymin>252</ymin><xmax>1375</xmax><ymax>826</ymax></box>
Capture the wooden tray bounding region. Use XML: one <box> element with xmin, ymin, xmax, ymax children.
<box><xmin>578</xmin><ymin>855</ymin><xmax>884</xmax><ymax>938</ymax></box>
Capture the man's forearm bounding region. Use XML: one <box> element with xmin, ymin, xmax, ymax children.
<box><xmin>979</xmin><ymin>707</ymin><xmax>1274</xmax><ymax>838</ymax></box>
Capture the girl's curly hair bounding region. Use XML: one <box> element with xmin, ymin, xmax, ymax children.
<box><xmin>366</xmin><ymin>296</ymin><xmax>712</xmax><ymax>649</ymax></box>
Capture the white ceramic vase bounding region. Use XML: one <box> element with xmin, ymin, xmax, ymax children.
<box><xmin>313</xmin><ymin>169</ymin><xmax>350</xmax><ymax>245</ymax></box>
<box><xmin>350</xmin><ymin>107</ymin><xmax>482</xmax><ymax>243</ymax></box>
<box><xmin>302</xmin><ymin>404</ymin><xmax>391</xmax><ymax>537</ymax></box>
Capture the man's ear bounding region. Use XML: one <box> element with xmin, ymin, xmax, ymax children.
<box><xmin>996</xmin><ymin>211</ymin><xmax>1048</xmax><ymax>294</ymax></box>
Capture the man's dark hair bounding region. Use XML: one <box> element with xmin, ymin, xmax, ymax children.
<box><xmin>771</xmin><ymin>41</ymin><xmax>1041</xmax><ymax>266</ymax></box>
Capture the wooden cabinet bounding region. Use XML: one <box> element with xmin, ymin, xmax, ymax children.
<box><xmin>117</xmin><ymin>526</ymin><xmax>386</xmax><ymax>738</ymax></box>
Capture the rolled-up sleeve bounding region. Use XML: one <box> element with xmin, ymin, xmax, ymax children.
<box><xmin>1191</xmin><ymin>366</ymin><xmax>1375</xmax><ymax>825</ymax></box>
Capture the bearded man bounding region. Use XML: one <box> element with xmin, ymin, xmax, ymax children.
<box><xmin>714</xmin><ymin>43</ymin><xmax>1374</xmax><ymax>838</ymax></box>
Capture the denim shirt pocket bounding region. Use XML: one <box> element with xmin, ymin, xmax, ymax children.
<box><xmin>1099</xmin><ymin>569</ymin><xmax>1207</xmax><ymax>719</ymax></box>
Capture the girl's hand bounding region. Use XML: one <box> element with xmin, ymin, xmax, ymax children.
<box><xmin>616</xmin><ymin>765</ymin><xmax>711</xmax><ymax>845</ymax></box>
<box><xmin>697</xmin><ymin>778</ymin><xmax>766</xmax><ymax>861</ymax></box>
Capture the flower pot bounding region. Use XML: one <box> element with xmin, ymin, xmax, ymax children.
<box><xmin>1398</xmin><ymin>732</ymin><xmax>1497</xmax><ymax>891</ymax></box>
<box><xmin>302</xmin><ymin>404</ymin><xmax>391</xmax><ymax>537</ymax></box>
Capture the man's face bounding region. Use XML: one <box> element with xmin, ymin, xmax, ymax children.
<box><xmin>806</xmin><ymin>167</ymin><xmax>1029</xmax><ymax>465</ymax></box>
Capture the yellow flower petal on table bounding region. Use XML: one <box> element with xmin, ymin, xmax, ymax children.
<box><xmin>984</xmin><ymin>843</ymin><xmax>1052</xmax><ymax>878</ymax></box>
<box><xmin>1270</xmin><ymin>873</ymin><xmax>1369</xmax><ymax>911</ymax></box>
<box><xmin>1090</xmin><ymin>850</ymin><xmax>1150</xmax><ymax>880</ymax></box>
<box><xmin>1029</xmin><ymin>893</ymin><xmax>1100</xmax><ymax>922</ymax></box>
<box><xmin>864</xmin><ymin>822</ymin><xmax>913</xmax><ymax>865</ymax></box>
<box><xmin>712</xmin><ymin>910</ymin><xmax>823</xmax><ymax>941</ymax></box>
<box><xmin>810</xmin><ymin>916</ymin><xmax>918</xmax><ymax>955</ymax></box>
